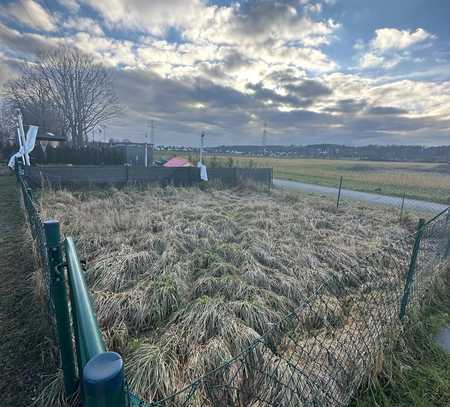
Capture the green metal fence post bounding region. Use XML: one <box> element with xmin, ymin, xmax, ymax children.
<box><xmin>44</xmin><ymin>220</ymin><xmax>78</xmax><ymax>396</ymax></box>
<box><xmin>15</xmin><ymin>160</ymin><xmax>20</xmax><ymax>182</ymax></box>
<box><xmin>64</xmin><ymin>237</ymin><xmax>127</xmax><ymax>407</ymax></box>
<box><xmin>26</xmin><ymin>187</ymin><xmax>33</xmax><ymax>201</ymax></box>
<box><xmin>83</xmin><ymin>352</ymin><xmax>127</xmax><ymax>407</ymax></box>
<box><xmin>399</xmin><ymin>192</ymin><xmax>406</xmax><ymax>223</ymax></box>
<box><xmin>15</xmin><ymin>159</ymin><xmax>25</xmax><ymax>182</ymax></box>
<box><xmin>399</xmin><ymin>218</ymin><xmax>425</xmax><ymax>321</ymax></box>
<box><xmin>26</xmin><ymin>187</ymin><xmax>37</xmax><ymax>238</ymax></box>
<box><xmin>336</xmin><ymin>176</ymin><xmax>343</xmax><ymax>209</ymax></box>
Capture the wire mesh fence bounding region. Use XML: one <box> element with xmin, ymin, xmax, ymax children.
<box><xmin>273</xmin><ymin>177</ymin><xmax>448</xmax><ymax>218</ymax></box>
<box><xmin>15</xmin><ymin>163</ymin><xmax>449</xmax><ymax>407</ymax></box>
<box><xmin>126</xmin><ymin>210</ymin><xmax>449</xmax><ymax>406</ymax></box>
<box><xmin>16</xmin><ymin>166</ymin><xmax>56</xmax><ymax>331</ymax></box>
<box><xmin>334</xmin><ymin>176</ymin><xmax>448</xmax><ymax>218</ymax></box>
<box><xmin>406</xmin><ymin>210</ymin><xmax>450</xmax><ymax>316</ymax></box>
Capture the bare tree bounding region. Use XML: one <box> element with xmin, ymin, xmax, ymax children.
<box><xmin>5</xmin><ymin>66</ymin><xmax>66</xmax><ymax>138</ymax></box>
<box><xmin>0</xmin><ymin>101</ymin><xmax>16</xmax><ymax>144</ymax></box>
<box><xmin>5</xmin><ymin>46</ymin><xmax>121</xmax><ymax>147</ymax></box>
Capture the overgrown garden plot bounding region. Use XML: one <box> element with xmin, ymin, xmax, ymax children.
<box><xmin>37</xmin><ymin>185</ymin><xmax>446</xmax><ymax>406</ymax></box>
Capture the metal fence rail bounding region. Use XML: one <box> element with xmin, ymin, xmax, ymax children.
<box><xmin>16</xmin><ymin>161</ymin><xmax>449</xmax><ymax>407</ymax></box>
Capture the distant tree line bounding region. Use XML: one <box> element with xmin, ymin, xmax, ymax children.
<box><xmin>208</xmin><ymin>144</ymin><xmax>450</xmax><ymax>163</ymax></box>
<box><xmin>42</xmin><ymin>145</ymin><xmax>123</xmax><ymax>165</ymax></box>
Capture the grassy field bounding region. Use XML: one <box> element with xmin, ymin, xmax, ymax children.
<box><xmin>155</xmin><ymin>151</ymin><xmax>450</xmax><ymax>204</ymax></box>
<box><xmin>36</xmin><ymin>183</ymin><xmax>443</xmax><ymax>405</ymax></box>
<box><xmin>353</xmin><ymin>272</ymin><xmax>450</xmax><ymax>407</ymax></box>
<box><xmin>0</xmin><ymin>175</ymin><xmax>56</xmax><ymax>407</ymax></box>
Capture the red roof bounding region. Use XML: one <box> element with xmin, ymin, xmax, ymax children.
<box><xmin>163</xmin><ymin>157</ymin><xmax>193</xmax><ymax>168</ymax></box>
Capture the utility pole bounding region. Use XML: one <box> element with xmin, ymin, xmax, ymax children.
<box><xmin>262</xmin><ymin>121</ymin><xmax>267</xmax><ymax>156</ymax></box>
<box><xmin>144</xmin><ymin>122</ymin><xmax>149</xmax><ymax>168</ymax></box>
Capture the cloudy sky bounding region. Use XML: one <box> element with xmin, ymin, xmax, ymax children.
<box><xmin>0</xmin><ymin>0</ymin><xmax>450</xmax><ymax>146</ymax></box>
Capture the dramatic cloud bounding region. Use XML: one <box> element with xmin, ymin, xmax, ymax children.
<box><xmin>357</xmin><ymin>27</ymin><xmax>435</xmax><ymax>70</ymax></box>
<box><xmin>366</xmin><ymin>106</ymin><xmax>408</xmax><ymax>115</ymax></box>
<box><xmin>63</xmin><ymin>17</ymin><xmax>104</xmax><ymax>36</ymax></box>
<box><xmin>83</xmin><ymin>0</ymin><xmax>205</xmax><ymax>36</ymax></box>
<box><xmin>358</xmin><ymin>52</ymin><xmax>401</xmax><ymax>69</ymax></box>
<box><xmin>57</xmin><ymin>0</ymin><xmax>80</xmax><ymax>12</ymax></box>
<box><xmin>0</xmin><ymin>0</ymin><xmax>449</xmax><ymax>145</ymax></box>
<box><xmin>0</xmin><ymin>0</ymin><xmax>56</xmax><ymax>32</ymax></box>
<box><xmin>370</xmin><ymin>28</ymin><xmax>434</xmax><ymax>52</ymax></box>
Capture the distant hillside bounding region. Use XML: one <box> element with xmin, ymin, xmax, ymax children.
<box><xmin>205</xmin><ymin>144</ymin><xmax>450</xmax><ymax>163</ymax></box>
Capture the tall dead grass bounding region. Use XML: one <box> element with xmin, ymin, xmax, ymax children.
<box><xmin>39</xmin><ymin>185</ymin><xmax>425</xmax><ymax>405</ymax></box>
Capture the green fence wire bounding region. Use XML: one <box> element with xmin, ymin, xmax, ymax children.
<box><xmin>17</xmin><ymin>162</ymin><xmax>126</xmax><ymax>406</ymax></box>
<box><xmin>16</xmin><ymin>162</ymin><xmax>449</xmax><ymax>407</ymax></box>
<box><xmin>126</xmin><ymin>212</ymin><xmax>449</xmax><ymax>406</ymax></box>
<box><xmin>16</xmin><ymin>164</ymin><xmax>56</xmax><ymax>333</ymax></box>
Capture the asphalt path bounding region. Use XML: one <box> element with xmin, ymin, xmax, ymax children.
<box><xmin>273</xmin><ymin>178</ymin><xmax>448</xmax><ymax>214</ymax></box>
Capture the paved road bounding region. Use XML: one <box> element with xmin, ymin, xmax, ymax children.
<box><xmin>435</xmin><ymin>327</ymin><xmax>450</xmax><ymax>352</ymax></box>
<box><xmin>273</xmin><ymin>178</ymin><xmax>448</xmax><ymax>214</ymax></box>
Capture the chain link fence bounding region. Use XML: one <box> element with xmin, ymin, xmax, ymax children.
<box><xmin>16</xmin><ymin>165</ymin><xmax>57</xmax><ymax>333</ymax></box>
<box><xmin>125</xmin><ymin>210</ymin><xmax>449</xmax><ymax>406</ymax></box>
<box><xmin>274</xmin><ymin>177</ymin><xmax>447</xmax><ymax>218</ymax></box>
<box><xmin>16</xmin><ymin>163</ymin><xmax>449</xmax><ymax>407</ymax></box>
<box><xmin>334</xmin><ymin>176</ymin><xmax>447</xmax><ymax>217</ymax></box>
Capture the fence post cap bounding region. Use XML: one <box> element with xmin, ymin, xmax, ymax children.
<box><xmin>44</xmin><ymin>220</ymin><xmax>60</xmax><ymax>246</ymax></box>
<box><xmin>83</xmin><ymin>351</ymin><xmax>124</xmax><ymax>395</ymax></box>
<box><xmin>44</xmin><ymin>219</ymin><xmax>59</xmax><ymax>226</ymax></box>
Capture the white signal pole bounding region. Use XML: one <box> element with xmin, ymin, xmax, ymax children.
<box><xmin>200</xmin><ymin>132</ymin><xmax>205</xmax><ymax>164</ymax></box>
<box><xmin>16</xmin><ymin>109</ymin><xmax>30</xmax><ymax>165</ymax></box>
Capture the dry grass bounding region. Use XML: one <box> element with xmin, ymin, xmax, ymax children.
<box><xmin>38</xmin><ymin>184</ymin><xmax>434</xmax><ymax>405</ymax></box>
